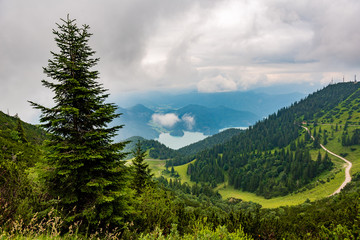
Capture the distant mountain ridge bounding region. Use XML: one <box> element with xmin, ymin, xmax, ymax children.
<box><xmin>115</xmin><ymin>89</ymin><xmax>306</xmax><ymax>118</ymax></box>
<box><xmin>169</xmin><ymin>104</ymin><xmax>258</xmax><ymax>136</ymax></box>
<box><xmin>116</xmin><ymin>105</ymin><xmax>158</xmax><ymax>140</ymax></box>
<box><xmin>114</xmin><ymin>103</ymin><xmax>258</xmax><ymax>140</ymax></box>
<box><xmin>113</xmin><ymin>89</ymin><xmax>306</xmax><ymax>141</ymax></box>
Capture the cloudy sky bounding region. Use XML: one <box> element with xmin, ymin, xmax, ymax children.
<box><xmin>1</xmin><ymin>0</ymin><xmax>360</xmax><ymax>122</ymax></box>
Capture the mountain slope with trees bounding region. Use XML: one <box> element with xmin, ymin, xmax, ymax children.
<box><xmin>124</xmin><ymin>136</ymin><xmax>178</xmax><ymax>160</ymax></box>
<box><xmin>0</xmin><ymin>111</ymin><xmax>45</xmax><ymax>225</ymax></box>
<box><xmin>177</xmin><ymin>128</ymin><xmax>244</xmax><ymax>156</ymax></box>
<box><xmin>184</xmin><ymin>82</ymin><xmax>360</xmax><ymax>198</ymax></box>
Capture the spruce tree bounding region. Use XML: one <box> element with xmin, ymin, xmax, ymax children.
<box><xmin>132</xmin><ymin>141</ymin><xmax>152</xmax><ymax>194</ymax></box>
<box><xmin>15</xmin><ymin>116</ymin><xmax>27</xmax><ymax>143</ymax></box>
<box><xmin>29</xmin><ymin>16</ymin><xmax>130</xmax><ymax>228</ymax></box>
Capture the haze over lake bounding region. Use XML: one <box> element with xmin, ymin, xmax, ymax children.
<box><xmin>156</xmin><ymin>131</ymin><xmax>208</xmax><ymax>149</ymax></box>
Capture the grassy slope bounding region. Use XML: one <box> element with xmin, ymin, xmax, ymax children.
<box><xmin>174</xmin><ymin>160</ymin><xmax>195</xmax><ymax>185</ymax></box>
<box><xmin>146</xmin><ymin>159</ymin><xmax>166</xmax><ymax>177</ymax></box>
<box><xmin>145</xmin><ymin>159</ymin><xmax>196</xmax><ymax>186</ymax></box>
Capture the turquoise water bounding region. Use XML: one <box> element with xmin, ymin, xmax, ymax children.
<box><xmin>156</xmin><ymin>127</ymin><xmax>247</xmax><ymax>150</ymax></box>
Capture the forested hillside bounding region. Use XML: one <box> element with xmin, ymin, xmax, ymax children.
<box><xmin>184</xmin><ymin>82</ymin><xmax>360</xmax><ymax>198</ymax></box>
<box><xmin>0</xmin><ymin>112</ymin><xmax>45</xmax><ymax>166</ymax></box>
<box><xmin>0</xmin><ymin>112</ymin><xmax>45</xmax><ymax>225</ymax></box>
<box><xmin>177</xmin><ymin>128</ymin><xmax>244</xmax><ymax>156</ymax></box>
<box><xmin>0</xmin><ymin>111</ymin><xmax>46</xmax><ymax>144</ymax></box>
<box><xmin>124</xmin><ymin>136</ymin><xmax>178</xmax><ymax>159</ymax></box>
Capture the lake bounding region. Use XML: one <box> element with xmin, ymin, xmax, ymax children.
<box><xmin>156</xmin><ymin>131</ymin><xmax>208</xmax><ymax>150</ymax></box>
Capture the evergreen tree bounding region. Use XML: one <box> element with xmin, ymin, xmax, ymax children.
<box><xmin>317</xmin><ymin>151</ymin><xmax>322</xmax><ymax>162</ymax></box>
<box><xmin>15</xmin><ymin>116</ymin><xmax>27</xmax><ymax>143</ymax></box>
<box><xmin>29</xmin><ymin>16</ymin><xmax>130</xmax><ymax>229</ymax></box>
<box><xmin>132</xmin><ymin>141</ymin><xmax>153</xmax><ymax>194</ymax></box>
<box><xmin>313</xmin><ymin>131</ymin><xmax>320</xmax><ymax>149</ymax></box>
<box><xmin>322</xmin><ymin>130</ymin><xmax>328</xmax><ymax>145</ymax></box>
<box><xmin>350</xmin><ymin>129</ymin><xmax>360</xmax><ymax>145</ymax></box>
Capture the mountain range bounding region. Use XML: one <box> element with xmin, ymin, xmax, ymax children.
<box><xmin>115</xmin><ymin>103</ymin><xmax>257</xmax><ymax>140</ymax></box>
<box><xmin>115</xmin><ymin>89</ymin><xmax>306</xmax><ymax>117</ymax></box>
<box><xmin>114</xmin><ymin>90</ymin><xmax>306</xmax><ymax>140</ymax></box>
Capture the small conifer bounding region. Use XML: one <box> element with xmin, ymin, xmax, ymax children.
<box><xmin>132</xmin><ymin>141</ymin><xmax>153</xmax><ymax>194</ymax></box>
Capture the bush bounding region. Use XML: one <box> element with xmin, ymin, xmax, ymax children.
<box><xmin>139</xmin><ymin>223</ymin><xmax>252</xmax><ymax>240</ymax></box>
<box><xmin>0</xmin><ymin>158</ymin><xmax>35</xmax><ymax>226</ymax></box>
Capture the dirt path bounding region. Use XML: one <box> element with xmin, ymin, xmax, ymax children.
<box><xmin>301</xmin><ymin>125</ymin><xmax>352</xmax><ymax>196</ymax></box>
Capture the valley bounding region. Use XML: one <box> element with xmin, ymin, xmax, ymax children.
<box><xmin>130</xmin><ymin>82</ymin><xmax>360</xmax><ymax>209</ymax></box>
<box><xmin>143</xmin><ymin>122</ymin><xmax>360</xmax><ymax>208</ymax></box>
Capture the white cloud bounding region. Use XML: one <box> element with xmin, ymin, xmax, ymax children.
<box><xmin>151</xmin><ymin>113</ymin><xmax>180</xmax><ymax>128</ymax></box>
<box><xmin>197</xmin><ymin>75</ymin><xmax>237</xmax><ymax>93</ymax></box>
<box><xmin>152</xmin><ymin>112</ymin><xmax>195</xmax><ymax>130</ymax></box>
<box><xmin>182</xmin><ymin>114</ymin><xmax>195</xmax><ymax>130</ymax></box>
